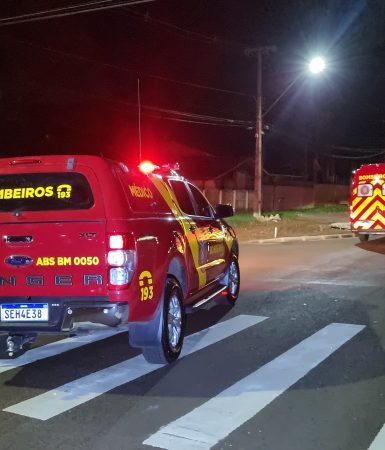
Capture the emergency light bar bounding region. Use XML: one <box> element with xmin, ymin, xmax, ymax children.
<box><xmin>138</xmin><ymin>161</ymin><xmax>159</xmax><ymax>174</ymax></box>
<box><xmin>357</xmin><ymin>184</ymin><xmax>373</xmax><ymax>197</ymax></box>
<box><xmin>138</xmin><ymin>161</ymin><xmax>180</xmax><ymax>175</ymax></box>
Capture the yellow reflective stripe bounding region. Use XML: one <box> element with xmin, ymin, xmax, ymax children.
<box><xmin>358</xmin><ymin>203</ymin><xmax>376</xmax><ymax>221</ymax></box>
<box><xmin>150</xmin><ymin>175</ymin><xmax>207</xmax><ymax>287</ymax></box>
<box><xmin>356</xmin><ymin>201</ymin><xmax>373</xmax><ymax>220</ymax></box>
<box><xmin>224</xmin><ymin>229</ymin><xmax>234</xmax><ymax>252</ymax></box>
<box><xmin>352</xmin><ymin>195</ymin><xmax>361</xmax><ymax>207</ymax></box>
<box><xmin>373</xmin><ymin>212</ymin><xmax>385</xmax><ymax>226</ymax></box>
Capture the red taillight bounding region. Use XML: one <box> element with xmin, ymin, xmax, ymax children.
<box><xmin>109</xmin><ymin>234</ymin><xmax>127</xmax><ymax>250</ymax></box>
<box><xmin>107</xmin><ymin>233</ymin><xmax>136</xmax><ymax>290</ymax></box>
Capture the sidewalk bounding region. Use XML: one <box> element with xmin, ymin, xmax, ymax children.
<box><xmin>245</xmin><ymin>231</ymin><xmax>353</xmax><ymax>244</ymax></box>
<box><xmin>234</xmin><ymin>211</ymin><xmax>353</xmax><ymax>244</ymax></box>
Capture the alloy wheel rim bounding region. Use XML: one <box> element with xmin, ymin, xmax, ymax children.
<box><xmin>229</xmin><ymin>261</ymin><xmax>239</xmax><ymax>295</ymax></box>
<box><xmin>168</xmin><ymin>292</ymin><xmax>182</xmax><ymax>349</ymax></box>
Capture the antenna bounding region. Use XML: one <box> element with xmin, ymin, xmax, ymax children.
<box><xmin>137</xmin><ymin>77</ymin><xmax>142</xmax><ymax>163</ymax></box>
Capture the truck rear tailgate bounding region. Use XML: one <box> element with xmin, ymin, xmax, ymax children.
<box><xmin>1</xmin><ymin>220</ymin><xmax>107</xmax><ymax>297</ymax></box>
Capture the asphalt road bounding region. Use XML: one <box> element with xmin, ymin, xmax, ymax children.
<box><xmin>0</xmin><ymin>236</ymin><xmax>385</xmax><ymax>450</ymax></box>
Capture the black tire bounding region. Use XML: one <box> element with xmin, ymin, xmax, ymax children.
<box><xmin>358</xmin><ymin>234</ymin><xmax>369</xmax><ymax>242</ymax></box>
<box><xmin>224</xmin><ymin>255</ymin><xmax>240</xmax><ymax>304</ymax></box>
<box><xmin>142</xmin><ymin>277</ymin><xmax>186</xmax><ymax>364</ymax></box>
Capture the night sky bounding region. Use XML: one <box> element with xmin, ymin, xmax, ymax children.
<box><xmin>1</xmin><ymin>0</ymin><xmax>385</xmax><ymax>180</ymax></box>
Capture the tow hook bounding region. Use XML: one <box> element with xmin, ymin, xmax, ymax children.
<box><xmin>6</xmin><ymin>335</ymin><xmax>36</xmax><ymax>357</ymax></box>
<box><xmin>6</xmin><ymin>336</ymin><xmax>16</xmax><ymax>356</ymax></box>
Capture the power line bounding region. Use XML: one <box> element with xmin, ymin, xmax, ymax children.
<box><xmin>330</xmin><ymin>145</ymin><xmax>385</xmax><ymax>159</ymax></box>
<box><xmin>9</xmin><ymin>37</ymin><xmax>251</xmax><ymax>99</ymax></box>
<box><xmin>332</xmin><ymin>145</ymin><xmax>385</xmax><ymax>153</ymax></box>
<box><xmin>124</xmin><ymin>102</ymin><xmax>253</xmax><ymax>128</ymax></box>
<box><xmin>122</xmin><ymin>8</ymin><xmax>246</xmax><ymax>51</ymax></box>
<box><xmin>1</xmin><ymin>3</ymin><xmax>254</xmax><ymax>129</ymax></box>
<box><xmin>2</xmin><ymin>0</ymin><xmax>116</xmax><ymax>20</ymax></box>
<box><xmin>0</xmin><ymin>0</ymin><xmax>155</xmax><ymax>26</ymax></box>
<box><xmin>331</xmin><ymin>151</ymin><xmax>385</xmax><ymax>160</ymax></box>
<box><xmin>146</xmin><ymin>116</ymin><xmax>252</xmax><ymax>129</ymax></box>
<box><xmin>23</xmin><ymin>81</ymin><xmax>253</xmax><ymax>129</ymax></box>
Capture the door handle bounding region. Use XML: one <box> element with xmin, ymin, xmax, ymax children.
<box><xmin>4</xmin><ymin>235</ymin><xmax>33</xmax><ymax>244</ymax></box>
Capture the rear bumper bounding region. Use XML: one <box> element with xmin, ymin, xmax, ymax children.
<box><xmin>353</xmin><ymin>230</ymin><xmax>385</xmax><ymax>235</ymax></box>
<box><xmin>0</xmin><ymin>297</ymin><xmax>129</xmax><ymax>334</ymax></box>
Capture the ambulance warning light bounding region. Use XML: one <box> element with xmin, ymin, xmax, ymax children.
<box><xmin>138</xmin><ymin>161</ymin><xmax>159</xmax><ymax>174</ymax></box>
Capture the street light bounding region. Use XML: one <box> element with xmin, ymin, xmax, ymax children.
<box><xmin>245</xmin><ymin>49</ymin><xmax>326</xmax><ymax>217</ymax></box>
<box><xmin>309</xmin><ymin>56</ymin><xmax>326</xmax><ymax>74</ymax></box>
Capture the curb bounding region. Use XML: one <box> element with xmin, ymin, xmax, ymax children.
<box><xmin>244</xmin><ymin>233</ymin><xmax>353</xmax><ymax>244</ymax></box>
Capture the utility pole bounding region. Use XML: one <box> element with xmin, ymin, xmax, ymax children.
<box><xmin>245</xmin><ymin>46</ymin><xmax>276</xmax><ymax>217</ymax></box>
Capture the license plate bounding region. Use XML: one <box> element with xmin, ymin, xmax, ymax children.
<box><xmin>0</xmin><ymin>303</ymin><xmax>49</xmax><ymax>322</ymax></box>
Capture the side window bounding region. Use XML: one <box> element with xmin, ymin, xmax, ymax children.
<box><xmin>120</xmin><ymin>173</ymin><xmax>169</xmax><ymax>213</ymax></box>
<box><xmin>188</xmin><ymin>184</ymin><xmax>214</xmax><ymax>218</ymax></box>
<box><xmin>168</xmin><ymin>180</ymin><xmax>195</xmax><ymax>216</ymax></box>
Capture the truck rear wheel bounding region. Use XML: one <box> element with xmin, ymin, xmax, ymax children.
<box><xmin>141</xmin><ymin>277</ymin><xmax>186</xmax><ymax>364</ymax></box>
<box><xmin>223</xmin><ymin>255</ymin><xmax>240</xmax><ymax>304</ymax></box>
<box><xmin>358</xmin><ymin>234</ymin><xmax>369</xmax><ymax>242</ymax></box>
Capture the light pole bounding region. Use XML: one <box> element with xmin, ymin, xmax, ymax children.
<box><xmin>245</xmin><ymin>50</ymin><xmax>326</xmax><ymax>217</ymax></box>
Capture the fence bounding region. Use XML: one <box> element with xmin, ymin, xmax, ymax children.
<box><xmin>202</xmin><ymin>183</ymin><xmax>349</xmax><ymax>212</ymax></box>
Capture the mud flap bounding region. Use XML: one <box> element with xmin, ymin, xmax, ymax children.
<box><xmin>128</xmin><ymin>297</ymin><xmax>164</xmax><ymax>349</ymax></box>
<box><xmin>129</xmin><ymin>277</ymin><xmax>185</xmax><ymax>364</ymax></box>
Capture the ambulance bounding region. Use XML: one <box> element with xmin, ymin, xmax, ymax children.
<box><xmin>0</xmin><ymin>155</ymin><xmax>239</xmax><ymax>363</ymax></box>
<box><xmin>350</xmin><ymin>163</ymin><xmax>385</xmax><ymax>241</ymax></box>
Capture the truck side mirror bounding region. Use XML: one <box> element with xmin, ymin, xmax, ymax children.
<box><xmin>215</xmin><ymin>204</ymin><xmax>234</xmax><ymax>218</ymax></box>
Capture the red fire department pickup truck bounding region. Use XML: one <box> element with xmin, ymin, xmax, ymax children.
<box><xmin>0</xmin><ymin>155</ymin><xmax>239</xmax><ymax>363</ymax></box>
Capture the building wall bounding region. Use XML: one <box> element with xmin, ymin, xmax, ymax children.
<box><xmin>314</xmin><ymin>184</ymin><xmax>350</xmax><ymax>205</ymax></box>
<box><xmin>201</xmin><ymin>183</ymin><xmax>349</xmax><ymax>212</ymax></box>
<box><xmin>263</xmin><ymin>185</ymin><xmax>314</xmax><ymax>211</ymax></box>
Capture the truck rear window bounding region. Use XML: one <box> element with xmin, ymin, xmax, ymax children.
<box><xmin>0</xmin><ymin>172</ymin><xmax>94</xmax><ymax>212</ymax></box>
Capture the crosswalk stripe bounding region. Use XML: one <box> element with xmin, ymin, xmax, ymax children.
<box><xmin>3</xmin><ymin>314</ymin><xmax>267</xmax><ymax>420</ymax></box>
<box><xmin>143</xmin><ymin>322</ymin><xmax>365</xmax><ymax>450</ymax></box>
<box><xmin>0</xmin><ymin>323</ymin><xmax>130</xmax><ymax>374</ymax></box>
<box><xmin>368</xmin><ymin>423</ymin><xmax>385</xmax><ymax>450</ymax></box>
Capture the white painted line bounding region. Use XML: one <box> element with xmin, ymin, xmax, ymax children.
<box><xmin>368</xmin><ymin>423</ymin><xmax>385</xmax><ymax>450</ymax></box>
<box><xmin>4</xmin><ymin>314</ymin><xmax>267</xmax><ymax>420</ymax></box>
<box><xmin>259</xmin><ymin>278</ymin><xmax>376</xmax><ymax>288</ymax></box>
<box><xmin>144</xmin><ymin>322</ymin><xmax>365</xmax><ymax>450</ymax></box>
<box><xmin>0</xmin><ymin>323</ymin><xmax>130</xmax><ymax>374</ymax></box>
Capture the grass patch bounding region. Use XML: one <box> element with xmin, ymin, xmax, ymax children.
<box><xmin>226</xmin><ymin>213</ymin><xmax>255</xmax><ymax>225</ymax></box>
<box><xmin>278</xmin><ymin>204</ymin><xmax>348</xmax><ymax>219</ymax></box>
<box><xmin>228</xmin><ymin>204</ymin><xmax>348</xmax><ymax>225</ymax></box>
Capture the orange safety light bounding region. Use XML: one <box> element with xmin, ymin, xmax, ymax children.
<box><xmin>138</xmin><ymin>161</ymin><xmax>159</xmax><ymax>174</ymax></box>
